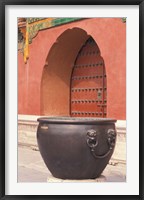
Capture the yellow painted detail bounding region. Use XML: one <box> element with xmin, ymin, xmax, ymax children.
<box><xmin>24</xmin><ymin>19</ymin><xmax>29</xmax><ymax>63</ymax></box>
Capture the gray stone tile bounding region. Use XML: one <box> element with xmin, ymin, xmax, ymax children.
<box><xmin>18</xmin><ymin>145</ymin><xmax>126</xmax><ymax>183</ymax></box>
<box><xmin>18</xmin><ymin>166</ymin><xmax>48</xmax><ymax>182</ymax></box>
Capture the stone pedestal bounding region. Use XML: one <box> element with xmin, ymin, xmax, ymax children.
<box><xmin>47</xmin><ymin>174</ymin><xmax>106</xmax><ymax>183</ymax></box>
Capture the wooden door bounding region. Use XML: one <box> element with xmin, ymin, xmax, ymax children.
<box><xmin>70</xmin><ymin>37</ymin><xmax>107</xmax><ymax>118</ymax></box>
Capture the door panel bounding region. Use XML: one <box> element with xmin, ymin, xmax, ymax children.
<box><xmin>70</xmin><ymin>37</ymin><xmax>107</xmax><ymax>118</ymax></box>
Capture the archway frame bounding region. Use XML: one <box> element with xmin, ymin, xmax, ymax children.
<box><xmin>40</xmin><ymin>27</ymin><xmax>107</xmax><ymax>117</ymax></box>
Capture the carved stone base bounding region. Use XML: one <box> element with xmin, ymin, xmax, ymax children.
<box><xmin>47</xmin><ymin>174</ymin><xmax>106</xmax><ymax>182</ymax></box>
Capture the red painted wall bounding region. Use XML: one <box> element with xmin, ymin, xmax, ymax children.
<box><xmin>18</xmin><ymin>18</ymin><xmax>126</xmax><ymax>120</ymax></box>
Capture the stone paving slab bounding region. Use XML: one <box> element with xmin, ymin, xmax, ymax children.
<box><xmin>18</xmin><ymin>145</ymin><xmax>126</xmax><ymax>183</ymax></box>
<box><xmin>18</xmin><ymin>166</ymin><xmax>49</xmax><ymax>182</ymax></box>
<box><xmin>47</xmin><ymin>175</ymin><xmax>106</xmax><ymax>183</ymax></box>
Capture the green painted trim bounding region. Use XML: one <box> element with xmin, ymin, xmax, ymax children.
<box><xmin>51</xmin><ymin>18</ymin><xmax>83</xmax><ymax>26</ymax></box>
<box><xmin>122</xmin><ymin>18</ymin><xmax>126</xmax><ymax>23</ymax></box>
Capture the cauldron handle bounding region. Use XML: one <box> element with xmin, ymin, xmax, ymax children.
<box><xmin>87</xmin><ymin>129</ymin><xmax>116</xmax><ymax>159</ymax></box>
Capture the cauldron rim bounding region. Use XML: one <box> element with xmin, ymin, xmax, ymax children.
<box><xmin>37</xmin><ymin>117</ymin><xmax>117</xmax><ymax>124</ymax></box>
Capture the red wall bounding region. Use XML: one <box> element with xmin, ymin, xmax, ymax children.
<box><xmin>18</xmin><ymin>18</ymin><xmax>126</xmax><ymax>120</ymax></box>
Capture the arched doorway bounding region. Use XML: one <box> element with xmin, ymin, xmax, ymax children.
<box><xmin>41</xmin><ymin>28</ymin><xmax>107</xmax><ymax>117</ymax></box>
<box><xmin>70</xmin><ymin>37</ymin><xmax>107</xmax><ymax>118</ymax></box>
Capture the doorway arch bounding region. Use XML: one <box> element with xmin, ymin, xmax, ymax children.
<box><xmin>41</xmin><ymin>27</ymin><xmax>107</xmax><ymax>117</ymax></box>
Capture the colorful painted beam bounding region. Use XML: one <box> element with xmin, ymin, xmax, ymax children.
<box><xmin>28</xmin><ymin>18</ymin><xmax>83</xmax><ymax>43</ymax></box>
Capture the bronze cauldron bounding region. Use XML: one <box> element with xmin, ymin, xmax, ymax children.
<box><xmin>37</xmin><ymin>117</ymin><xmax>117</xmax><ymax>179</ymax></box>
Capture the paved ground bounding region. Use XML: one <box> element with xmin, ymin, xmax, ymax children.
<box><xmin>18</xmin><ymin>145</ymin><xmax>126</xmax><ymax>183</ymax></box>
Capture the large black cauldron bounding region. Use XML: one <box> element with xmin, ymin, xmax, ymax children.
<box><xmin>37</xmin><ymin>117</ymin><xmax>117</xmax><ymax>179</ymax></box>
